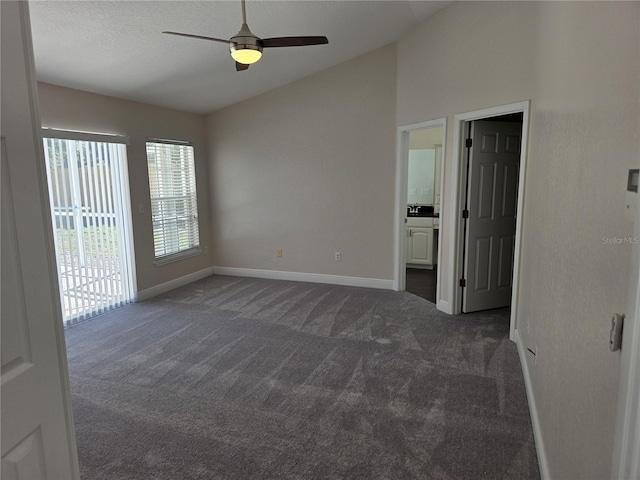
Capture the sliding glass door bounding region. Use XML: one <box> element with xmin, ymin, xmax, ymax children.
<box><xmin>43</xmin><ymin>134</ymin><xmax>136</xmax><ymax>325</ymax></box>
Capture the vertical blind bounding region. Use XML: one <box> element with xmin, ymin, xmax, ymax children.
<box><xmin>43</xmin><ymin>136</ymin><xmax>136</xmax><ymax>325</ymax></box>
<box><xmin>146</xmin><ymin>141</ymin><xmax>200</xmax><ymax>259</ymax></box>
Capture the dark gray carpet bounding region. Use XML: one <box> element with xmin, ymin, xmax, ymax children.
<box><xmin>65</xmin><ymin>275</ymin><xmax>540</xmax><ymax>480</ymax></box>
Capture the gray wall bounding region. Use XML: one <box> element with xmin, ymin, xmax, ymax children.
<box><xmin>397</xmin><ymin>2</ymin><xmax>639</xmax><ymax>478</ymax></box>
<box><xmin>205</xmin><ymin>44</ymin><xmax>397</xmax><ymax>281</ymax></box>
<box><xmin>38</xmin><ymin>83</ymin><xmax>213</xmax><ymax>293</ymax></box>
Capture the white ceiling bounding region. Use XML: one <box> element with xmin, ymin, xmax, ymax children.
<box><xmin>29</xmin><ymin>1</ymin><xmax>450</xmax><ymax>115</ymax></box>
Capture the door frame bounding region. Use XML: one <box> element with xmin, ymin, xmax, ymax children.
<box><xmin>449</xmin><ymin>101</ymin><xmax>530</xmax><ymax>340</ymax></box>
<box><xmin>393</xmin><ymin>117</ymin><xmax>446</xmax><ymax>298</ymax></box>
<box><xmin>611</xmin><ymin>204</ymin><xmax>640</xmax><ymax>479</ymax></box>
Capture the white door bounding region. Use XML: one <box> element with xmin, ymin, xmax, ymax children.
<box><xmin>1</xmin><ymin>2</ymin><xmax>79</xmax><ymax>479</ymax></box>
<box><xmin>463</xmin><ymin>120</ymin><xmax>522</xmax><ymax>312</ymax></box>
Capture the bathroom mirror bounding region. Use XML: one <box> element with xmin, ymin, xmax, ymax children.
<box><xmin>407</xmin><ymin>126</ymin><xmax>443</xmax><ymax>207</ymax></box>
<box><xmin>408</xmin><ymin>148</ymin><xmax>435</xmax><ymax>205</ymax></box>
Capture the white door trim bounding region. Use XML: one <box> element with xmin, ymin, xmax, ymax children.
<box><xmin>1</xmin><ymin>1</ymin><xmax>80</xmax><ymax>477</ymax></box>
<box><xmin>448</xmin><ymin>101</ymin><xmax>530</xmax><ymax>340</ymax></box>
<box><xmin>611</xmin><ymin>206</ymin><xmax>640</xmax><ymax>479</ymax></box>
<box><xmin>394</xmin><ymin>118</ymin><xmax>447</xmax><ymax>302</ymax></box>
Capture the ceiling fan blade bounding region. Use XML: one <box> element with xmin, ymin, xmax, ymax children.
<box><xmin>262</xmin><ymin>36</ymin><xmax>328</xmax><ymax>48</ymax></box>
<box><xmin>163</xmin><ymin>31</ymin><xmax>230</xmax><ymax>44</ymax></box>
<box><xmin>236</xmin><ymin>62</ymin><xmax>250</xmax><ymax>71</ymax></box>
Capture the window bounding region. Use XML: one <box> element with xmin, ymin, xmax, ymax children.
<box><xmin>146</xmin><ymin>140</ymin><xmax>200</xmax><ymax>261</ymax></box>
<box><xmin>43</xmin><ymin>130</ymin><xmax>137</xmax><ymax>324</ymax></box>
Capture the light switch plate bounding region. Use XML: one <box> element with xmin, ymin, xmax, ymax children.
<box><xmin>628</xmin><ymin>168</ymin><xmax>639</xmax><ymax>193</ymax></box>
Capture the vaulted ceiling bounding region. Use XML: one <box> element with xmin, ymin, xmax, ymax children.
<box><xmin>29</xmin><ymin>1</ymin><xmax>450</xmax><ymax>114</ymax></box>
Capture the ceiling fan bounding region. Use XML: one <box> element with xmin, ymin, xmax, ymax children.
<box><xmin>163</xmin><ymin>0</ymin><xmax>329</xmax><ymax>71</ymax></box>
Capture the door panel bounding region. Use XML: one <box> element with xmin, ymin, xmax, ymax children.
<box><xmin>474</xmin><ymin>236</ymin><xmax>492</xmax><ymax>291</ymax></box>
<box><xmin>481</xmin><ymin>131</ymin><xmax>498</xmax><ymax>153</ymax></box>
<box><xmin>478</xmin><ymin>163</ymin><xmax>496</xmax><ymax>219</ymax></box>
<box><xmin>412</xmin><ymin>230</ymin><xmax>429</xmax><ymax>262</ymax></box>
<box><xmin>497</xmin><ymin>234</ymin><xmax>515</xmax><ymax>289</ymax></box>
<box><xmin>505</xmin><ymin>133</ymin><xmax>521</xmax><ymax>153</ymax></box>
<box><xmin>463</xmin><ymin>120</ymin><xmax>521</xmax><ymax>312</ymax></box>
<box><xmin>1</xmin><ymin>162</ymin><xmax>31</xmax><ymax>375</ymax></box>
<box><xmin>1</xmin><ymin>142</ymin><xmax>35</xmax><ymax>382</ymax></box>
<box><xmin>1</xmin><ymin>430</ymin><xmax>46</xmax><ymax>480</ymax></box>
<box><xmin>501</xmin><ymin>163</ymin><xmax>519</xmax><ymax>219</ymax></box>
<box><xmin>1</xmin><ymin>2</ymin><xmax>78</xmax><ymax>478</ymax></box>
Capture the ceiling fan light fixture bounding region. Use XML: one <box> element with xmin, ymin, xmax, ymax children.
<box><xmin>230</xmin><ymin>45</ymin><xmax>262</xmax><ymax>65</ymax></box>
<box><xmin>230</xmin><ymin>26</ymin><xmax>263</xmax><ymax>65</ymax></box>
<box><xmin>163</xmin><ymin>0</ymin><xmax>328</xmax><ymax>71</ymax></box>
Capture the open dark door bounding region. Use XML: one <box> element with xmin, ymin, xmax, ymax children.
<box><xmin>462</xmin><ymin>118</ymin><xmax>522</xmax><ymax>313</ymax></box>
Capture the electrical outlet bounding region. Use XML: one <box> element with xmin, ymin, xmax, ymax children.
<box><xmin>334</xmin><ymin>252</ymin><xmax>341</xmax><ymax>261</ymax></box>
<box><xmin>277</xmin><ymin>249</ymin><xmax>283</xmax><ymax>257</ymax></box>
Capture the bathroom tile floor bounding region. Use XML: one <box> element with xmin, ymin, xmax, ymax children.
<box><xmin>406</xmin><ymin>267</ymin><xmax>437</xmax><ymax>304</ymax></box>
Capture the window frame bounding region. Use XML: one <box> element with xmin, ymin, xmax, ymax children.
<box><xmin>145</xmin><ymin>138</ymin><xmax>201</xmax><ymax>265</ymax></box>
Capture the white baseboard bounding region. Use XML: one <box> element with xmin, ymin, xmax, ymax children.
<box><xmin>514</xmin><ymin>329</ymin><xmax>550</xmax><ymax>480</ymax></box>
<box><xmin>211</xmin><ymin>266</ymin><xmax>394</xmax><ymax>290</ymax></box>
<box><xmin>136</xmin><ymin>267</ymin><xmax>216</xmax><ymax>302</ymax></box>
<box><xmin>437</xmin><ymin>299</ymin><xmax>451</xmax><ymax>314</ymax></box>
<box><xmin>137</xmin><ymin>266</ymin><xmax>393</xmax><ymax>302</ymax></box>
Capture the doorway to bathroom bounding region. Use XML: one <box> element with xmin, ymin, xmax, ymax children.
<box><xmin>395</xmin><ymin>118</ymin><xmax>446</xmax><ymax>305</ymax></box>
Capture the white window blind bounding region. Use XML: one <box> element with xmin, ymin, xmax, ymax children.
<box><xmin>43</xmin><ymin>135</ymin><xmax>136</xmax><ymax>325</ymax></box>
<box><xmin>146</xmin><ymin>141</ymin><xmax>200</xmax><ymax>260</ymax></box>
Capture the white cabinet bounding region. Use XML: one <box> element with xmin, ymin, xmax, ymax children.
<box><xmin>406</xmin><ymin>217</ymin><xmax>436</xmax><ymax>268</ymax></box>
<box><xmin>408</xmin><ymin>227</ymin><xmax>434</xmax><ymax>265</ymax></box>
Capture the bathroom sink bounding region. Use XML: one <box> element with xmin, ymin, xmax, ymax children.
<box><xmin>407</xmin><ymin>206</ymin><xmax>434</xmax><ymax>217</ymax></box>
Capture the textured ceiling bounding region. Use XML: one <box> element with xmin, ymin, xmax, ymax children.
<box><xmin>29</xmin><ymin>1</ymin><xmax>450</xmax><ymax>115</ymax></box>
